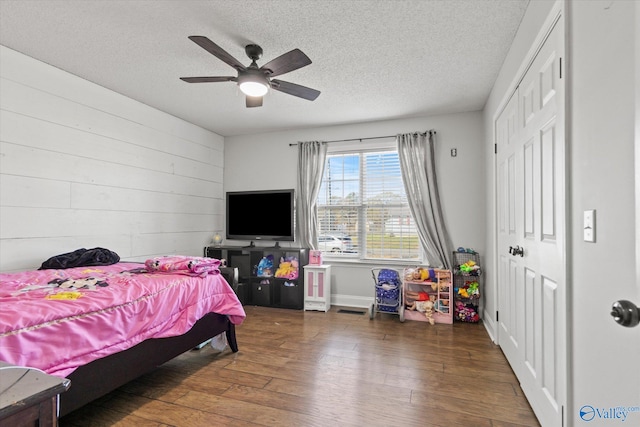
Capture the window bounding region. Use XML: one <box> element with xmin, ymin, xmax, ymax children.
<box><xmin>317</xmin><ymin>141</ymin><xmax>421</xmax><ymax>261</ymax></box>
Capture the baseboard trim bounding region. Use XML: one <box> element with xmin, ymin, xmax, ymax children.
<box><xmin>331</xmin><ymin>294</ymin><xmax>372</xmax><ymax>309</ymax></box>
<box><xmin>482</xmin><ymin>308</ymin><xmax>497</xmax><ymax>343</ymax></box>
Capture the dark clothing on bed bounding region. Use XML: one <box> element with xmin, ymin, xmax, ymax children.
<box><xmin>38</xmin><ymin>247</ymin><xmax>121</xmax><ymax>270</ymax></box>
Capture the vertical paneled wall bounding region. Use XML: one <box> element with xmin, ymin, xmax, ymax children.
<box><xmin>0</xmin><ymin>46</ymin><xmax>224</xmax><ymax>271</ymax></box>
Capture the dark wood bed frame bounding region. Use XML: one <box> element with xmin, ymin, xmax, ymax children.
<box><xmin>59</xmin><ymin>312</ymin><xmax>238</xmax><ymax>417</ymax></box>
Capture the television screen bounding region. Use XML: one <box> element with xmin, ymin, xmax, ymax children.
<box><xmin>226</xmin><ymin>189</ymin><xmax>295</xmax><ymax>242</ymax></box>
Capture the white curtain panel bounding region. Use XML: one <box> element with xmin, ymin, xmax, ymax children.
<box><xmin>397</xmin><ymin>131</ymin><xmax>454</xmax><ymax>269</ymax></box>
<box><xmin>296</xmin><ymin>141</ymin><xmax>327</xmax><ymax>249</ymax></box>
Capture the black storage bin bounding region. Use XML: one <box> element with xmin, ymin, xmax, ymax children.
<box><xmin>251</xmin><ymin>281</ymin><xmax>272</xmax><ymax>306</ymax></box>
<box><xmin>279</xmin><ymin>282</ymin><xmax>302</xmax><ymax>309</ymax></box>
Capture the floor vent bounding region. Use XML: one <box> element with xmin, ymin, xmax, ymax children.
<box><xmin>337</xmin><ymin>309</ymin><xmax>366</xmax><ymax>315</ymax></box>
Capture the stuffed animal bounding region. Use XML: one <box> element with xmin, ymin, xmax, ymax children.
<box><xmin>459</xmin><ymin>260</ymin><xmax>481</xmax><ymax>275</ymax></box>
<box><xmin>275</xmin><ymin>261</ymin><xmax>292</xmax><ymax>278</ymax></box>
<box><xmin>256</xmin><ymin>255</ymin><xmax>274</xmax><ymax>277</ymax></box>
<box><xmin>275</xmin><ymin>257</ymin><xmax>299</xmax><ymax>279</ymax></box>
<box><xmin>456</xmin><ymin>281</ymin><xmax>480</xmax><ymax>299</ymax></box>
<box><xmin>407</xmin><ymin>299</ymin><xmax>435</xmax><ymax>325</ymax></box>
<box><xmin>467</xmin><ymin>281</ymin><xmax>480</xmax><ymax>297</ymax></box>
<box><xmin>455</xmin><ymin>300</ymin><xmax>480</xmax><ymax>322</ymax></box>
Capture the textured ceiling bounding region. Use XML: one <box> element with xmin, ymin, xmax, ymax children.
<box><xmin>0</xmin><ymin>0</ymin><xmax>529</xmax><ymax>137</ymax></box>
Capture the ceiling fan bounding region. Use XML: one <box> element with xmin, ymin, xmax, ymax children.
<box><xmin>180</xmin><ymin>36</ymin><xmax>321</xmax><ymax>108</ymax></box>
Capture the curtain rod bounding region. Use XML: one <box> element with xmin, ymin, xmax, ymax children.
<box><xmin>288</xmin><ymin>130</ymin><xmax>436</xmax><ymax>146</ymax></box>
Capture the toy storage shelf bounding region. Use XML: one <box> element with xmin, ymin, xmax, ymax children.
<box><xmin>452</xmin><ymin>250</ymin><xmax>482</xmax><ymax>323</ymax></box>
<box><xmin>402</xmin><ymin>267</ymin><xmax>453</xmax><ymax>324</ymax></box>
<box><xmin>205</xmin><ymin>245</ymin><xmax>309</xmax><ymax>310</ymax></box>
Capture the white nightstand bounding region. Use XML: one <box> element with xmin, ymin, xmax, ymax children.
<box><xmin>303</xmin><ymin>264</ymin><xmax>331</xmax><ymax>312</ymax></box>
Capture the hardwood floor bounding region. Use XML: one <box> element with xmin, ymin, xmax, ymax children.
<box><xmin>60</xmin><ymin>305</ymin><xmax>540</xmax><ymax>427</ymax></box>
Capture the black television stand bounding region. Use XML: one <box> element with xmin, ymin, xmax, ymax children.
<box><xmin>243</xmin><ymin>241</ymin><xmax>280</xmax><ymax>249</ymax></box>
<box><xmin>203</xmin><ymin>245</ymin><xmax>309</xmax><ymax>310</ymax></box>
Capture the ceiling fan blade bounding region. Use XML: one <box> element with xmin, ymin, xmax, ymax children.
<box><xmin>271</xmin><ymin>79</ymin><xmax>320</xmax><ymax>101</ymax></box>
<box><xmin>180</xmin><ymin>76</ymin><xmax>236</xmax><ymax>83</ymax></box>
<box><xmin>246</xmin><ymin>96</ymin><xmax>263</xmax><ymax>108</ymax></box>
<box><xmin>188</xmin><ymin>36</ymin><xmax>246</xmax><ymax>71</ymax></box>
<box><xmin>259</xmin><ymin>49</ymin><xmax>312</xmax><ymax>77</ymax></box>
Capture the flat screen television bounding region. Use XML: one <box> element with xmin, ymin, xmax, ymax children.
<box><xmin>226</xmin><ymin>189</ymin><xmax>295</xmax><ymax>243</ymax></box>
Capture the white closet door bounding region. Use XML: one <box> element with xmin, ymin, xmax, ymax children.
<box><xmin>496</xmin><ymin>88</ymin><xmax>521</xmax><ymax>376</ymax></box>
<box><xmin>496</xmin><ymin>17</ymin><xmax>566</xmax><ymax>427</ymax></box>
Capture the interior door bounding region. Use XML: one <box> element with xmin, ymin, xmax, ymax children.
<box><xmin>496</xmin><ymin>89</ymin><xmax>521</xmax><ymax>377</ymax></box>
<box><xmin>496</xmin><ymin>18</ymin><xmax>565</xmax><ymax>427</ymax></box>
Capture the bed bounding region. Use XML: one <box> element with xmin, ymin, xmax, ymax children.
<box><xmin>0</xmin><ymin>258</ymin><xmax>246</xmax><ymax>417</ymax></box>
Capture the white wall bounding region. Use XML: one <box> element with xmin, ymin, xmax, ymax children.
<box><xmin>0</xmin><ymin>46</ymin><xmax>225</xmax><ymax>272</ymax></box>
<box><xmin>225</xmin><ymin>111</ymin><xmax>486</xmax><ymax>306</ymax></box>
<box><xmin>567</xmin><ymin>0</ymin><xmax>639</xmax><ymax>424</ymax></box>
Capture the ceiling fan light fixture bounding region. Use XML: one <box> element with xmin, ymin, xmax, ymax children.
<box><xmin>237</xmin><ymin>70</ymin><xmax>269</xmax><ymax>97</ymax></box>
<box><xmin>239</xmin><ymin>80</ymin><xmax>269</xmax><ymax>97</ymax></box>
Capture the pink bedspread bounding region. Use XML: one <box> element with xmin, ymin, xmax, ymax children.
<box><xmin>145</xmin><ymin>255</ymin><xmax>222</xmax><ymax>276</ymax></box>
<box><xmin>0</xmin><ymin>262</ymin><xmax>246</xmax><ymax>378</ymax></box>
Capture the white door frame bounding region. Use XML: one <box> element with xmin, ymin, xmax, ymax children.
<box><xmin>633</xmin><ymin>3</ymin><xmax>640</xmax><ymax>402</ymax></box>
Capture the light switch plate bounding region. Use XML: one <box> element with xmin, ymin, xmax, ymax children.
<box><xmin>583</xmin><ymin>209</ymin><xmax>595</xmax><ymax>242</ymax></box>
